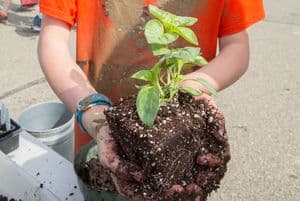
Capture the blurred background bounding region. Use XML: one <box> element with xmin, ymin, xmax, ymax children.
<box><xmin>0</xmin><ymin>0</ymin><xmax>299</xmax><ymax>200</ymax></box>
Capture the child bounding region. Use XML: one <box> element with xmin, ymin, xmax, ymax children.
<box><xmin>38</xmin><ymin>0</ymin><xmax>265</xmax><ymax>200</ymax></box>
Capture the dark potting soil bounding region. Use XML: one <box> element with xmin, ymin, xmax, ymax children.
<box><xmin>77</xmin><ymin>158</ymin><xmax>116</xmax><ymax>192</ymax></box>
<box><xmin>102</xmin><ymin>93</ymin><xmax>231</xmax><ymax>200</ymax></box>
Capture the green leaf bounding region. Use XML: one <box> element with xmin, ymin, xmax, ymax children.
<box><xmin>176</xmin><ymin>27</ymin><xmax>198</xmax><ymax>45</ymax></box>
<box><xmin>164</xmin><ymin>47</ymin><xmax>200</xmax><ymax>62</ymax></box>
<box><xmin>132</xmin><ymin>70</ymin><xmax>155</xmax><ymax>82</ymax></box>
<box><xmin>182</xmin><ymin>63</ymin><xmax>195</xmax><ymax>70</ymax></box>
<box><xmin>181</xmin><ymin>87</ymin><xmax>202</xmax><ymax>96</ymax></box>
<box><xmin>145</xmin><ymin>19</ymin><xmax>179</xmax><ymax>45</ymax></box>
<box><xmin>176</xmin><ymin>17</ymin><xmax>198</xmax><ymax>26</ymax></box>
<box><xmin>136</xmin><ymin>85</ymin><xmax>160</xmax><ymax>126</ymax></box>
<box><xmin>194</xmin><ymin>56</ymin><xmax>208</xmax><ymax>66</ymax></box>
<box><xmin>149</xmin><ymin>5</ymin><xmax>198</xmax><ymax>27</ymax></box>
<box><xmin>151</xmin><ymin>57</ymin><xmax>165</xmax><ymax>74</ymax></box>
<box><xmin>182</xmin><ymin>55</ymin><xmax>208</xmax><ymax>69</ymax></box>
<box><xmin>191</xmin><ymin>78</ymin><xmax>217</xmax><ymax>96</ymax></box>
<box><xmin>155</xmin><ymin>32</ymin><xmax>179</xmax><ymax>45</ymax></box>
<box><xmin>144</xmin><ymin>19</ymin><xmax>164</xmax><ymax>44</ymax></box>
<box><xmin>135</xmin><ymin>84</ymin><xmax>149</xmax><ymax>89</ymax></box>
<box><xmin>151</xmin><ymin>44</ymin><xmax>171</xmax><ymax>56</ymax></box>
<box><xmin>148</xmin><ymin>6</ymin><xmax>198</xmax><ymax>45</ymax></box>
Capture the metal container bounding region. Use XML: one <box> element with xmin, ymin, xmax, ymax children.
<box><xmin>18</xmin><ymin>102</ymin><xmax>74</xmax><ymax>162</ymax></box>
<box><xmin>74</xmin><ymin>140</ymin><xmax>129</xmax><ymax>201</ymax></box>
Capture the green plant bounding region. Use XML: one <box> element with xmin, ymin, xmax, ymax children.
<box><xmin>132</xmin><ymin>5</ymin><xmax>217</xmax><ymax>126</ymax></box>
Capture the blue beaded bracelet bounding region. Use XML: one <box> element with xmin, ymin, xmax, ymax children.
<box><xmin>76</xmin><ymin>93</ymin><xmax>112</xmax><ymax>135</ymax></box>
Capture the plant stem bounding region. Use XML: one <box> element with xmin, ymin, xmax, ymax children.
<box><xmin>156</xmin><ymin>80</ymin><xmax>165</xmax><ymax>98</ymax></box>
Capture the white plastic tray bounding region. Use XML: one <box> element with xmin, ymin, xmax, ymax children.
<box><xmin>1</xmin><ymin>131</ymin><xmax>84</xmax><ymax>201</ymax></box>
<box><xmin>0</xmin><ymin>151</ymin><xmax>59</xmax><ymax>201</ymax></box>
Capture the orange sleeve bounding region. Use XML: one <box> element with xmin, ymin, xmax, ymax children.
<box><xmin>218</xmin><ymin>0</ymin><xmax>265</xmax><ymax>37</ymax></box>
<box><xmin>39</xmin><ymin>0</ymin><xmax>77</xmax><ymax>27</ymax></box>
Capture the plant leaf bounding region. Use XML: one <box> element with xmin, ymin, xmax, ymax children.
<box><xmin>164</xmin><ymin>47</ymin><xmax>200</xmax><ymax>62</ymax></box>
<box><xmin>145</xmin><ymin>19</ymin><xmax>179</xmax><ymax>45</ymax></box>
<box><xmin>151</xmin><ymin>44</ymin><xmax>171</xmax><ymax>56</ymax></box>
<box><xmin>151</xmin><ymin>57</ymin><xmax>165</xmax><ymax>74</ymax></box>
<box><xmin>144</xmin><ymin>19</ymin><xmax>164</xmax><ymax>44</ymax></box>
<box><xmin>182</xmin><ymin>55</ymin><xmax>208</xmax><ymax>69</ymax></box>
<box><xmin>191</xmin><ymin>78</ymin><xmax>217</xmax><ymax>96</ymax></box>
<box><xmin>132</xmin><ymin>70</ymin><xmax>155</xmax><ymax>82</ymax></box>
<box><xmin>176</xmin><ymin>27</ymin><xmax>198</xmax><ymax>45</ymax></box>
<box><xmin>136</xmin><ymin>85</ymin><xmax>160</xmax><ymax>126</ymax></box>
<box><xmin>149</xmin><ymin>5</ymin><xmax>198</xmax><ymax>27</ymax></box>
<box><xmin>156</xmin><ymin>32</ymin><xmax>179</xmax><ymax>45</ymax></box>
<box><xmin>194</xmin><ymin>55</ymin><xmax>208</xmax><ymax>66</ymax></box>
<box><xmin>135</xmin><ymin>84</ymin><xmax>149</xmax><ymax>89</ymax></box>
<box><xmin>180</xmin><ymin>87</ymin><xmax>202</xmax><ymax>96</ymax></box>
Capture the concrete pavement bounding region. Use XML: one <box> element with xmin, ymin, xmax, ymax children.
<box><xmin>0</xmin><ymin>0</ymin><xmax>299</xmax><ymax>200</ymax></box>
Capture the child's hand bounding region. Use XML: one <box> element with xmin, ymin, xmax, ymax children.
<box><xmin>164</xmin><ymin>94</ymin><xmax>230</xmax><ymax>201</ymax></box>
<box><xmin>95</xmin><ymin>95</ymin><xmax>230</xmax><ymax>201</ymax></box>
<box><xmin>195</xmin><ymin>93</ymin><xmax>228</xmax><ymax>143</ymax></box>
<box><xmin>96</xmin><ymin>126</ymin><xmax>144</xmax><ymax>183</ymax></box>
<box><xmin>82</xmin><ymin>105</ymin><xmax>143</xmax><ymax>182</ymax></box>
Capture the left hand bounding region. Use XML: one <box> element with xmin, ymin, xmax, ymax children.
<box><xmin>163</xmin><ymin>85</ymin><xmax>230</xmax><ymax>201</ymax></box>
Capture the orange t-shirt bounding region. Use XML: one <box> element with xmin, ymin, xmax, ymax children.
<box><xmin>40</xmin><ymin>0</ymin><xmax>265</xmax><ymax>154</ymax></box>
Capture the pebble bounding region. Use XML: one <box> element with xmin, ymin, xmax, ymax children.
<box><xmin>208</xmin><ymin>116</ymin><xmax>214</xmax><ymax>123</ymax></box>
<box><xmin>194</xmin><ymin>114</ymin><xmax>201</xmax><ymax>118</ymax></box>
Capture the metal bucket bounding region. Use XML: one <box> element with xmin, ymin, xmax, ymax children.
<box><xmin>74</xmin><ymin>140</ymin><xmax>129</xmax><ymax>201</ymax></box>
<box><xmin>18</xmin><ymin>102</ymin><xmax>74</xmax><ymax>162</ymax></box>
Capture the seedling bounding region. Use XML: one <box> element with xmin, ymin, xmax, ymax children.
<box><xmin>132</xmin><ymin>5</ymin><xmax>217</xmax><ymax>126</ymax></box>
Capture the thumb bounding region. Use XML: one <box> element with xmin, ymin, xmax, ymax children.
<box><xmin>96</xmin><ymin>126</ymin><xmax>119</xmax><ymax>170</ymax></box>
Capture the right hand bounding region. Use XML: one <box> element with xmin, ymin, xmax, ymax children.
<box><xmin>82</xmin><ymin>106</ymin><xmax>144</xmax><ymax>197</ymax></box>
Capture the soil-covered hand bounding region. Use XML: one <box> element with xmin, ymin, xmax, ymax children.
<box><xmin>96</xmin><ymin>126</ymin><xmax>144</xmax><ymax>182</ymax></box>
<box><xmin>97</xmin><ymin>94</ymin><xmax>230</xmax><ymax>201</ymax></box>
<box><xmin>163</xmin><ymin>94</ymin><xmax>230</xmax><ymax>201</ymax></box>
<box><xmin>83</xmin><ymin>106</ymin><xmax>144</xmax><ymax>198</ymax></box>
<box><xmin>195</xmin><ymin>93</ymin><xmax>228</xmax><ymax>143</ymax></box>
<box><xmin>83</xmin><ymin>106</ymin><xmax>144</xmax><ymax>183</ymax></box>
